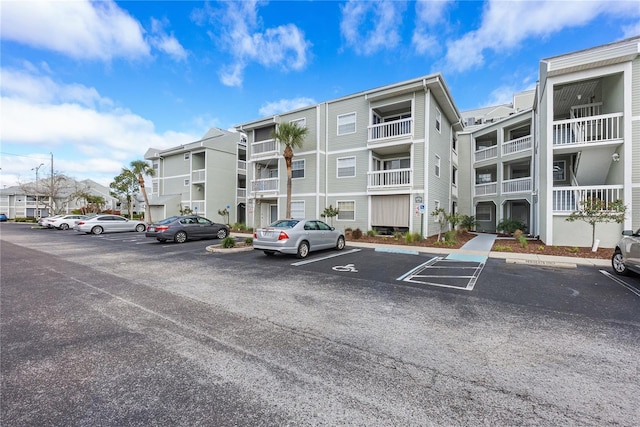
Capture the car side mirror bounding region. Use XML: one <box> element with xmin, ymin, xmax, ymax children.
<box><xmin>622</xmin><ymin>229</ymin><xmax>633</xmax><ymax>236</ymax></box>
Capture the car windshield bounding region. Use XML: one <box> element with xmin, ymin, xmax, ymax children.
<box><xmin>268</xmin><ymin>219</ymin><xmax>299</xmax><ymax>229</ymax></box>
<box><xmin>157</xmin><ymin>216</ymin><xmax>180</xmax><ymax>225</ymax></box>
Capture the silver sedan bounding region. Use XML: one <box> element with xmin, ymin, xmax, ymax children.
<box><xmin>74</xmin><ymin>214</ymin><xmax>147</xmax><ymax>235</ymax></box>
<box><xmin>253</xmin><ymin>219</ymin><xmax>345</xmax><ymax>258</ymax></box>
<box><xmin>612</xmin><ymin>228</ymin><xmax>640</xmax><ymax>276</ymax></box>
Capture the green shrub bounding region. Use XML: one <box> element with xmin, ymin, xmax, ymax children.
<box><xmin>537</xmin><ymin>245</ymin><xmax>545</xmax><ymax>251</ymax></box>
<box><xmin>565</xmin><ymin>246</ymin><xmax>580</xmax><ymax>254</ymax></box>
<box><xmin>366</xmin><ymin>229</ymin><xmax>377</xmax><ymax>237</ymax></box>
<box><xmin>393</xmin><ymin>232</ymin><xmax>403</xmax><ymax>241</ymax></box>
<box><xmin>444</xmin><ymin>230</ymin><xmax>458</xmax><ymax>243</ymax></box>
<box><xmin>517</xmin><ymin>234</ymin><xmax>528</xmax><ymax>247</ymax></box>
<box><xmin>404</xmin><ymin>232</ymin><xmax>414</xmax><ymax>244</ymax></box>
<box><xmin>459</xmin><ymin>215</ymin><xmax>478</xmax><ymax>231</ymax></box>
<box><xmin>221</xmin><ymin>236</ymin><xmax>236</xmax><ymax>248</ymax></box>
<box><xmin>497</xmin><ymin>218</ymin><xmax>526</xmax><ymax>235</ymax></box>
<box><xmin>493</xmin><ymin>245</ymin><xmax>513</xmax><ymax>252</ymax></box>
<box><xmin>233</xmin><ymin>222</ymin><xmax>247</xmax><ymax>231</ymax></box>
<box><xmin>351</xmin><ymin>228</ymin><xmax>363</xmax><ymax>239</ymax></box>
<box><xmin>244</xmin><ymin>237</ymin><xmax>253</xmax><ymax>245</ymax></box>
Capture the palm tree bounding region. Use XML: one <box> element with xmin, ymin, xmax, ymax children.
<box><xmin>130</xmin><ymin>160</ymin><xmax>155</xmax><ymax>224</ymax></box>
<box><xmin>272</xmin><ymin>122</ymin><xmax>308</xmax><ymax>218</ymax></box>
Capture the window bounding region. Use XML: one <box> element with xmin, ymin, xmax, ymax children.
<box><xmin>290</xmin><ymin>118</ymin><xmax>306</xmax><ymax>129</ymax></box>
<box><xmin>477</xmin><ymin>173</ymin><xmax>492</xmax><ymax>184</ymax></box>
<box><xmin>435</xmin><ymin>155</ymin><xmax>441</xmax><ymax>177</ymax></box>
<box><xmin>383</xmin><ymin>158</ymin><xmax>410</xmax><ymax>170</ymax></box>
<box><xmin>184</xmin><ymin>179</ymin><xmax>189</xmax><ymax>186</ymax></box>
<box><xmin>553</xmin><ymin>160</ymin><xmax>566</xmax><ymax>181</ymax></box>
<box><xmin>184</xmin><ymin>153</ymin><xmax>190</xmax><ymax>160</ymax></box>
<box><xmin>435</xmin><ymin>108</ymin><xmax>442</xmax><ymax>133</ymax></box>
<box><xmin>452</xmin><ymin>167</ymin><xmax>457</xmax><ymax>185</ymax></box>
<box><xmin>290</xmin><ymin>201</ymin><xmax>305</xmax><ymax>219</ymax></box>
<box><xmin>292</xmin><ymin>160</ymin><xmax>305</xmax><ymax>179</ymax></box>
<box><xmin>337</xmin><ymin>112</ymin><xmax>356</xmax><ymax>135</ymax></box>
<box><xmin>477</xmin><ymin>205</ymin><xmax>491</xmax><ymax>221</ymax></box>
<box><xmin>153</xmin><ymin>161</ymin><xmax>159</xmax><ymax>171</ymax></box>
<box><xmin>434</xmin><ymin>200</ymin><xmax>441</xmax><ymax>222</ymax></box>
<box><xmin>337</xmin><ymin>157</ymin><xmax>356</xmax><ymax>178</ymax></box>
<box><xmin>452</xmin><ymin>137</ymin><xmax>457</xmax><ymax>152</ymax></box>
<box><xmin>337</xmin><ymin>201</ymin><xmax>355</xmax><ymax>221</ymax></box>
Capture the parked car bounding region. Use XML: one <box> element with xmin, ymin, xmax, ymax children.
<box><xmin>253</xmin><ymin>219</ymin><xmax>345</xmax><ymax>258</ymax></box>
<box><xmin>0</xmin><ymin>213</ymin><xmax>7</xmax><ymax>222</ymax></box>
<box><xmin>47</xmin><ymin>214</ymin><xmax>88</xmax><ymax>230</ymax></box>
<box><xmin>146</xmin><ymin>215</ymin><xmax>229</xmax><ymax>243</ymax></box>
<box><xmin>612</xmin><ymin>228</ymin><xmax>640</xmax><ymax>276</ymax></box>
<box><xmin>38</xmin><ymin>215</ymin><xmax>61</xmax><ymax>227</ymax></box>
<box><xmin>74</xmin><ymin>214</ymin><xmax>147</xmax><ymax>235</ymax></box>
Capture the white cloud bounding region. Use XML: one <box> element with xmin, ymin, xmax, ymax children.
<box><xmin>200</xmin><ymin>1</ymin><xmax>311</xmax><ymax>87</ymax></box>
<box><xmin>443</xmin><ymin>0</ymin><xmax>640</xmax><ymax>73</ymax></box>
<box><xmin>412</xmin><ymin>0</ymin><xmax>453</xmax><ymax>55</ymax></box>
<box><xmin>259</xmin><ymin>97</ymin><xmax>316</xmax><ymax>117</ymax></box>
<box><xmin>149</xmin><ymin>18</ymin><xmax>188</xmax><ymax>61</ymax></box>
<box><xmin>340</xmin><ymin>0</ymin><xmax>405</xmax><ymax>55</ymax></box>
<box><xmin>621</xmin><ymin>21</ymin><xmax>640</xmax><ymax>39</ymax></box>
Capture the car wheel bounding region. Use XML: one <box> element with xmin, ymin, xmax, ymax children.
<box><xmin>217</xmin><ymin>228</ymin><xmax>228</xmax><ymax>239</ymax></box>
<box><xmin>59</xmin><ymin>223</ymin><xmax>69</xmax><ymax>230</ymax></box>
<box><xmin>135</xmin><ymin>223</ymin><xmax>146</xmax><ymax>232</ymax></box>
<box><xmin>263</xmin><ymin>250</ymin><xmax>275</xmax><ymax>256</ymax></box>
<box><xmin>612</xmin><ymin>249</ymin><xmax>629</xmax><ymax>276</ymax></box>
<box><xmin>91</xmin><ymin>226</ymin><xmax>104</xmax><ymax>235</ymax></box>
<box><xmin>174</xmin><ymin>231</ymin><xmax>188</xmax><ymax>243</ymax></box>
<box><xmin>296</xmin><ymin>241</ymin><xmax>310</xmax><ymax>259</ymax></box>
<box><xmin>336</xmin><ymin>235</ymin><xmax>345</xmax><ymax>250</ymax></box>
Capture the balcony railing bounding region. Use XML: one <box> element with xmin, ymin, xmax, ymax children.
<box><xmin>237</xmin><ymin>160</ymin><xmax>246</xmax><ymax>174</ymax></box>
<box><xmin>237</xmin><ymin>188</ymin><xmax>246</xmax><ymax>199</ymax></box>
<box><xmin>192</xmin><ymin>169</ymin><xmax>205</xmax><ymax>183</ymax></box>
<box><xmin>367</xmin><ymin>168</ymin><xmax>412</xmax><ymax>188</ymax></box>
<box><xmin>474</xmin><ymin>145</ymin><xmax>498</xmax><ymax>162</ymax></box>
<box><xmin>368</xmin><ymin>117</ymin><xmax>412</xmax><ymax>142</ymax></box>
<box><xmin>475</xmin><ymin>182</ymin><xmax>497</xmax><ymax>196</ymax></box>
<box><xmin>252</xmin><ymin>138</ymin><xmax>278</xmax><ymax>155</ymax></box>
<box><xmin>502</xmin><ymin>177</ymin><xmax>532</xmax><ymax>193</ymax></box>
<box><xmin>552</xmin><ymin>185</ymin><xmax>624</xmax><ymax>212</ymax></box>
<box><xmin>553</xmin><ymin>113</ymin><xmax>623</xmax><ymax>146</ymax></box>
<box><xmin>251</xmin><ymin>178</ymin><xmax>279</xmax><ymax>193</ymax></box>
<box><xmin>502</xmin><ymin>135</ymin><xmax>532</xmax><ymax>156</ymax></box>
<box><xmin>191</xmin><ymin>200</ymin><xmax>205</xmax><ymax>215</ymax></box>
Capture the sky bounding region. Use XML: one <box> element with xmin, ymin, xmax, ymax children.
<box><xmin>1</xmin><ymin>0</ymin><xmax>639</xmax><ymax>189</ymax></box>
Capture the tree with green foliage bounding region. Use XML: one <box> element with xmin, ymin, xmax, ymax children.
<box><xmin>566</xmin><ymin>197</ymin><xmax>627</xmax><ymax>248</ymax></box>
<box><xmin>110</xmin><ymin>168</ymin><xmax>139</xmax><ymax>219</ymax></box>
<box><xmin>431</xmin><ymin>207</ymin><xmax>448</xmax><ymax>241</ymax></box>
<box><xmin>130</xmin><ymin>160</ymin><xmax>155</xmax><ymax>223</ymax></box>
<box><xmin>272</xmin><ymin>121</ymin><xmax>309</xmax><ymax>218</ymax></box>
<box><xmin>70</xmin><ymin>189</ymin><xmax>106</xmax><ymax>214</ymax></box>
<box><xmin>321</xmin><ymin>205</ymin><xmax>339</xmax><ymax>226</ymax></box>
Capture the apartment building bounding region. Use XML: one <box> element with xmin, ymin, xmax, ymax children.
<box><xmin>235</xmin><ymin>74</ymin><xmax>463</xmax><ymax>237</ymax></box>
<box><xmin>144</xmin><ymin>127</ymin><xmax>247</xmax><ymax>223</ymax></box>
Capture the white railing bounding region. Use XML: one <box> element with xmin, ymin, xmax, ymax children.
<box><xmin>552</xmin><ymin>185</ymin><xmax>624</xmax><ymax>212</ymax></box>
<box><xmin>502</xmin><ymin>135</ymin><xmax>532</xmax><ymax>156</ymax></box>
<box><xmin>367</xmin><ymin>168</ymin><xmax>412</xmax><ymax>188</ymax></box>
<box><xmin>553</xmin><ymin>113</ymin><xmax>623</xmax><ymax>146</ymax></box>
<box><xmin>475</xmin><ymin>182</ymin><xmax>497</xmax><ymax>196</ymax></box>
<box><xmin>237</xmin><ymin>188</ymin><xmax>246</xmax><ymax>199</ymax></box>
<box><xmin>252</xmin><ymin>138</ymin><xmax>278</xmax><ymax>155</ymax></box>
<box><xmin>191</xmin><ymin>200</ymin><xmax>205</xmax><ymax>215</ymax></box>
<box><xmin>474</xmin><ymin>145</ymin><xmax>498</xmax><ymax>162</ymax></box>
<box><xmin>237</xmin><ymin>160</ymin><xmax>246</xmax><ymax>173</ymax></box>
<box><xmin>571</xmin><ymin>102</ymin><xmax>601</xmax><ymax>118</ymax></box>
<box><xmin>368</xmin><ymin>117</ymin><xmax>412</xmax><ymax>141</ymax></box>
<box><xmin>502</xmin><ymin>177</ymin><xmax>532</xmax><ymax>193</ymax></box>
<box><xmin>251</xmin><ymin>178</ymin><xmax>279</xmax><ymax>192</ymax></box>
<box><xmin>192</xmin><ymin>169</ymin><xmax>205</xmax><ymax>182</ymax></box>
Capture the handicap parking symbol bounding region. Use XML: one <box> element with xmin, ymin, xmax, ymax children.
<box><xmin>332</xmin><ymin>263</ymin><xmax>358</xmax><ymax>273</ymax></box>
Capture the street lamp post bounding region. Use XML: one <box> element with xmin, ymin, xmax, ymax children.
<box><xmin>32</xmin><ymin>163</ymin><xmax>44</xmax><ymax>219</ymax></box>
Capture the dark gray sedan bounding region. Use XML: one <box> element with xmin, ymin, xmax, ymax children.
<box><xmin>146</xmin><ymin>215</ymin><xmax>229</xmax><ymax>243</ymax></box>
<box><xmin>253</xmin><ymin>219</ymin><xmax>345</xmax><ymax>258</ymax></box>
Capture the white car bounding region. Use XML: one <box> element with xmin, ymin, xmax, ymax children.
<box><xmin>38</xmin><ymin>215</ymin><xmax>61</xmax><ymax>227</ymax></box>
<box><xmin>47</xmin><ymin>214</ymin><xmax>88</xmax><ymax>230</ymax></box>
<box><xmin>612</xmin><ymin>228</ymin><xmax>640</xmax><ymax>276</ymax></box>
<box><xmin>74</xmin><ymin>214</ymin><xmax>147</xmax><ymax>235</ymax></box>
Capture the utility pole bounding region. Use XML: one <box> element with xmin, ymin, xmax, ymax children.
<box><xmin>32</xmin><ymin>163</ymin><xmax>44</xmax><ymax>219</ymax></box>
<box><xmin>50</xmin><ymin>152</ymin><xmax>54</xmax><ymax>213</ymax></box>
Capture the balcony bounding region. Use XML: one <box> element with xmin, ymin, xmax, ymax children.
<box><xmin>552</xmin><ymin>185</ymin><xmax>624</xmax><ymax>212</ymax></box>
<box><xmin>367</xmin><ymin>169</ymin><xmax>412</xmax><ymax>189</ymax></box>
<box><xmin>237</xmin><ymin>160</ymin><xmax>246</xmax><ymax>175</ymax></box>
<box><xmin>474</xmin><ymin>146</ymin><xmax>498</xmax><ymax>162</ymax></box>
<box><xmin>251</xmin><ymin>178</ymin><xmax>279</xmax><ymax>194</ymax></box>
<box><xmin>553</xmin><ymin>113</ymin><xmax>623</xmax><ymax>146</ymax></box>
<box><xmin>475</xmin><ymin>182</ymin><xmax>497</xmax><ymax>196</ymax></box>
<box><xmin>252</xmin><ymin>139</ymin><xmax>278</xmax><ymax>156</ymax></box>
<box><xmin>502</xmin><ymin>135</ymin><xmax>532</xmax><ymax>156</ymax></box>
<box><xmin>502</xmin><ymin>177</ymin><xmax>532</xmax><ymax>194</ymax></box>
<box><xmin>237</xmin><ymin>188</ymin><xmax>246</xmax><ymax>200</ymax></box>
<box><xmin>191</xmin><ymin>200</ymin><xmax>205</xmax><ymax>216</ymax></box>
<box><xmin>192</xmin><ymin>169</ymin><xmax>205</xmax><ymax>183</ymax></box>
<box><xmin>368</xmin><ymin>118</ymin><xmax>412</xmax><ymax>142</ymax></box>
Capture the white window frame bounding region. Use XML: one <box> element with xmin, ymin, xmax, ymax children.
<box><xmin>336</xmin><ymin>200</ymin><xmax>355</xmax><ymax>221</ymax></box>
<box><xmin>292</xmin><ymin>159</ymin><xmax>305</xmax><ymax>179</ymax></box>
<box><xmin>337</xmin><ymin>156</ymin><xmax>356</xmax><ymax>178</ymax></box>
<box><xmin>184</xmin><ymin>153</ymin><xmax>190</xmax><ymax>160</ymax></box>
<box><xmin>290</xmin><ymin>117</ymin><xmax>306</xmax><ymax>129</ymax></box>
<box><xmin>435</xmin><ymin>154</ymin><xmax>441</xmax><ymax>178</ymax></box>
<box><xmin>434</xmin><ymin>200</ymin><xmax>441</xmax><ymax>222</ymax></box>
<box><xmin>435</xmin><ymin>108</ymin><xmax>442</xmax><ymax>133</ymax></box>
<box><xmin>290</xmin><ymin>200</ymin><xmax>305</xmax><ymax>219</ymax></box>
<box><xmin>477</xmin><ymin>205</ymin><xmax>492</xmax><ymax>221</ymax></box>
<box><xmin>337</xmin><ymin>112</ymin><xmax>356</xmax><ymax>135</ymax></box>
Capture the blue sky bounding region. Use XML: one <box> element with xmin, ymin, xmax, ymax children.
<box><xmin>1</xmin><ymin>0</ymin><xmax>639</xmax><ymax>188</ymax></box>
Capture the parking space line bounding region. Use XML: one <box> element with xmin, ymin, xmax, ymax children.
<box><xmin>397</xmin><ymin>257</ymin><xmax>485</xmax><ymax>291</ymax></box>
<box><xmin>291</xmin><ymin>249</ymin><xmax>361</xmax><ymax>266</ymax></box>
<box><xmin>599</xmin><ymin>270</ymin><xmax>640</xmax><ymax>297</ymax></box>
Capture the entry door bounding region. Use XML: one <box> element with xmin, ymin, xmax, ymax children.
<box><xmin>270</xmin><ymin>204</ymin><xmax>278</xmax><ymax>224</ymax></box>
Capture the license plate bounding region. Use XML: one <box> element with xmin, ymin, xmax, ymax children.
<box><xmin>148</xmin><ymin>227</ymin><xmax>155</xmax><ymax>231</ymax></box>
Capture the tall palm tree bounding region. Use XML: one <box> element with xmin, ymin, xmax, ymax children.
<box><xmin>272</xmin><ymin>122</ymin><xmax>308</xmax><ymax>218</ymax></box>
<box><xmin>130</xmin><ymin>160</ymin><xmax>155</xmax><ymax>224</ymax></box>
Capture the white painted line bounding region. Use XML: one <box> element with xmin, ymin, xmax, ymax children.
<box><xmin>398</xmin><ymin>258</ymin><xmax>485</xmax><ymax>291</ymax></box>
<box><xmin>291</xmin><ymin>248</ymin><xmax>361</xmax><ymax>266</ymax></box>
<box><xmin>396</xmin><ymin>257</ymin><xmax>440</xmax><ymax>280</ymax></box>
<box><xmin>375</xmin><ymin>247</ymin><xmax>419</xmax><ymax>255</ymax></box>
<box><xmin>599</xmin><ymin>270</ymin><xmax>640</xmax><ymax>297</ymax></box>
